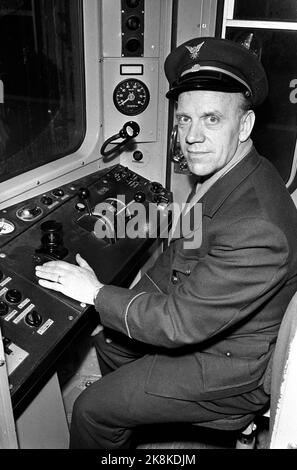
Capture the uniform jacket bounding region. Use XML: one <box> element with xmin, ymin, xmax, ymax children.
<box><xmin>95</xmin><ymin>148</ymin><xmax>297</xmax><ymax>402</ymax></box>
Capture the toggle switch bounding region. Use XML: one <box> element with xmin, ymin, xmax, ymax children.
<box><xmin>5</xmin><ymin>289</ymin><xmax>22</xmax><ymax>304</ymax></box>
<box><xmin>25</xmin><ymin>310</ymin><xmax>43</xmax><ymax>327</ymax></box>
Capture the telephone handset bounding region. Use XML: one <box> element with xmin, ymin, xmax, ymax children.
<box><xmin>169</xmin><ymin>124</ymin><xmax>190</xmax><ymax>174</ymax></box>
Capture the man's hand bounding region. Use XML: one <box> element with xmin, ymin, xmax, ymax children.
<box><xmin>35</xmin><ymin>253</ymin><xmax>103</xmax><ymax>305</ymax></box>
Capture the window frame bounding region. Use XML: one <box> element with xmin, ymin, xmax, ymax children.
<box><xmin>0</xmin><ymin>0</ymin><xmax>102</xmax><ymax>210</ymax></box>
<box><xmin>220</xmin><ymin>0</ymin><xmax>297</xmax><ymax>190</ymax></box>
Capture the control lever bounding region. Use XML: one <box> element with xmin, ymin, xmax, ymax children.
<box><xmin>36</xmin><ymin>220</ymin><xmax>68</xmax><ymax>259</ymax></box>
<box><xmin>78</xmin><ymin>187</ymin><xmax>92</xmax><ymax>215</ymax></box>
<box><xmin>100</xmin><ymin>121</ymin><xmax>140</xmax><ymax>158</ymax></box>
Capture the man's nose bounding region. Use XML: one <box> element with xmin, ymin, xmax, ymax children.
<box><xmin>186</xmin><ymin>122</ymin><xmax>205</xmax><ymax>143</ymax></box>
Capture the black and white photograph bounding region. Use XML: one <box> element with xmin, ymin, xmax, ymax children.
<box><xmin>0</xmin><ymin>0</ymin><xmax>296</xmax><ymax>460</ymax></box>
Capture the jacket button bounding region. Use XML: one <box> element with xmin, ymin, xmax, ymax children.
<box><xmin>171</xmin><ymin>274</ymin><xmax>178</xmax><ymax>284</ymax></box>
<box><xmin>226</xmin><ymin>351</ymin><xmax>231</xmax><ymax>357</ymax></box>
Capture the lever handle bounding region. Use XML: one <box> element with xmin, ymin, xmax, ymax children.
<box><xmin>100</xmin><ymin>121</ymin><xmax>140</xmax><ymax>157</ymax></box>
<box><xmin>78</xmin><ymin>188</ymin><xmax>92</xmax><ymax>215</ymax></box>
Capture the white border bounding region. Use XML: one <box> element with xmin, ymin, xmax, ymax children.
<box><xmin>225</xmin><ymin>19</ymin><xmax>297</xmax><ymax>31</ymax></box>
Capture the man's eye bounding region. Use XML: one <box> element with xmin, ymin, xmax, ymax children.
<box><xmin>206</xmin><ymin>115</ymin><xmax>219</xmax><ymax>124</ymax></box>
<box><xmin>177</xmin><ymin>116</ymin><xmax>190</xmax><ymax>125</ymax></box>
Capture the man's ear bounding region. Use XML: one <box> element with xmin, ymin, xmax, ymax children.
<box><xmin>239</xmin><ymin>110</ymin><xmax>255</xmax><ymax>142</ymax></box>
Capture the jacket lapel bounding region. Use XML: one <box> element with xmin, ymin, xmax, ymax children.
<box><xmin>200</xmin><ymin>148</ymin><xmax>262</xmax><ymax>218</ymax></box>
<box><xmin>171</xmin><ymin>148</ymin><xmax>262</xmax><ymax>241</ymax></box>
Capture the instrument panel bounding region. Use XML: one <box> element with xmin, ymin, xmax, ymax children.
<box><xmin>0</xmin><ymin>164</ymin><xmax>172</xmax><ymax>411</ymax></box>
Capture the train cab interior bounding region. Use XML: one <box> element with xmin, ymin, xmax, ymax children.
<box><xmin>1</xmin><ymin>0</ymin><xmax>297</xmax><ymax>451</ymax></box>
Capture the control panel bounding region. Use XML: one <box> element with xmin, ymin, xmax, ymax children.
<box><xmin>0</xmin><ymin>165</ymin><xmax>172</xmax><ymax>409</ymax></box>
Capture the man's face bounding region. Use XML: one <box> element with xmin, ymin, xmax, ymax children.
<box><xmin>176</xmin><ymin>90</ymin><xmax>245</xmax><ymax>177</ymax></box>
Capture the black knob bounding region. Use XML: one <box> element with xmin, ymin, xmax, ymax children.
<box><xmin>79</xmin><ymin>188</ymin><xmax>90</xmax><ymax>200</ymax></box>
<box><xmin>134</xmin><ymin>191</ymin><xmax>146</xmax><ymax>203</ymax></box>
<box><xmin>125</xmin><ymin>38</ymin><xmax>141</xmax><ymax>53</ymax></box>
<box><xmin>126</xmin><ymin>15</ymin><xmax>141</xmax><ymax>31</ymax></box>
<box><xmin>41</xmin><ymin>220</ymin><xmax>62</xmax><ymax>233</ymax></box>
<box><xmin>0</xmin><ymin>301</ymin><xmax>8</xmax><ymax>316</ymax></box>
<box><xmin>53</xmin><ymin>188</ymin><xmax>64</xmax><ymax>197</ymax></box>
<box><xmin>6</xmin><ymin>289</ymin><xmax>22</xmax><ymax>304</ymax></box>
<box><xmin>150</xmin><ymin>182</ymin><xmax>163</xmax><ymax>194</ymax></box>
<box><xmin>37</xmin><ymin>220</ymin><xmax>68</xmax><ymax>259</ymax></box>
<box><xmin>133</xmin><ymin>150</ymin><xmax>143</xmax><ymax>162</ymax></box>
<box><xmin>25</xmin><ymin>310</ymin><xmax>43</xmax><ymax>327</ymax></box>
<box><xmin>41</xmin><ymin>196</ymin><xmax>53</xmax><ymax>206</ymax></box>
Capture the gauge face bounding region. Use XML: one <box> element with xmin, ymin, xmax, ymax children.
<box><xmin>113</xmin><ymin>79</ymin><xmax>150</xmax><ymax>116</ymax></box>
<box><xmin>0</xmin><ymin>218</ymin><xmax>15</xmax><ymax>235</ymax></box>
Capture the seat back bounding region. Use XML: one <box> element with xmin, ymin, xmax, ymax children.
<box><xmin>268</xmin><ymin>291</ymin><xmax>297</xmax><ymax>448</ymax></box>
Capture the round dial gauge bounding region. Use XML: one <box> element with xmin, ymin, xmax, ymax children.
<box><xmin>0</xmin><ymin>218</ymin><xmax>15</xmax><ymax>235</ymax></box>
<box><xmin>113</xmin><ymin>79</ymin><xmax>150</xmax><ymax>116</ymax></box>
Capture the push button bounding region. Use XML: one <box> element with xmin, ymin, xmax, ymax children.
<box><xmin>41</xmin><ymin>196</ymin><xmax>53</xmax><ymax>206</ymax></box>
<box><xmin>0</xmin><ymin>301</ymin><xmax>8</xmax><ymax>316</ymax></box>
<box><xmin>6</xmin><ymin>289</ymin><xmax>22</xmax><ymax>304</ymax></box>
<box><xmin>52</xmin><ymin>188</ymin><xmax>64</xmax><ymax>197</ymax></box>
<box><xmin>75</xmin><ymin>202</ymin><xmax>86</xmax><ymax>212</ymax></box>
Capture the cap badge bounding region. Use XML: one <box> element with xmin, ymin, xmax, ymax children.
<box><xmin>185</xmin><ymin>42</ymin><xmax>205</xmax><ymax>60</ymax></box>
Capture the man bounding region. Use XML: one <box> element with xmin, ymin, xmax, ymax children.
<box><xmin>35</xmin><ymin>37</ymin><xmax>297</xmax><ymax>449</ymax></box>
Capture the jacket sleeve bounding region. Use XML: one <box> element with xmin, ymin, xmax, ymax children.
<box><xmin>95</xmin><ymin>217</ymin><xmax>290</xmax><ymax>348</ymax></box>
<box><xmin>129</xmin><ymin>241</ymin><xmax>174</xmax><ymax>295</ymax></box>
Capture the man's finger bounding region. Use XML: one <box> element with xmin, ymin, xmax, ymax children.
<box><xmin>35</xmin><ymin>269</ymin><xmax>60</xmax><ymax>282</ymax></box>
<box><xmin>38</xmin><ymin>260</ymin><xmax>76</xmax><ymax>271</ymax></box>
<box><xmin>76</xmin><ymin>253</ymin><xmax>92</xmax><ymax>270</ymax></box>
<box><xmin>38</xmin><ymin>279</ymin><xmax>63</xmax><ymax>292</ymax></box>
